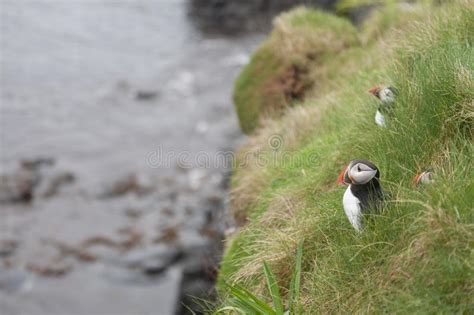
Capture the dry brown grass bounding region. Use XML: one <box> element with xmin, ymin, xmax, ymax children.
<box><xmin>230</xmin><ymin>193</ymin><xmax>308</xmax><ymax>296</ymax></box>
<box><xmin>231</xmin><ymin>97</ymin><xmax>332</xmax><ymax>223</ymax></box>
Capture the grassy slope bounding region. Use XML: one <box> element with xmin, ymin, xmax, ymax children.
<box><xmin>219</xmin><ymin>1</ymin><xmax>473</xmax><ymax>313</ymax></box>
<box><xmin>233</xmin><ymin>8</ymin><xmax>359</xmax><ymax>134</ymax></box>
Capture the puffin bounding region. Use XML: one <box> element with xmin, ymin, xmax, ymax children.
<box><xmin>368</xmin><ymin>85</ymin><xmax>397</xmax><ymax>127</ymax></box>
<box><xmin>413</xmin><ymin>171</ymin><xmax>434</xmax><ymax>186</ymax></box>
<box><xmin>337</xmin><ymin>159</ymin><xmax>385</xmax><ymax>231</ymax></box>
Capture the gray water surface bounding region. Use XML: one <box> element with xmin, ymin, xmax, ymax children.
<box><xmin>0</xmin><ymin>1</ymin><xmax>263</xmax><ymax>314</ymax></box>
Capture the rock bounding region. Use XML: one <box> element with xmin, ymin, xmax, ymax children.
<box><xmin>199</xmin><ymin>227</ymin><xmax>221</xmax><ymax>239</ymax></box>
<box><xmin>0</xmin><ymin>240</ymin><xmax>18</xmax><ymax>257</ymax></box>
<box><xmin>142</xmin><ymin>257</ymin><xmax>179</xmax><ymax>276</ymax></box>
<box><xmin>187</xmin><ymin>0</ymin><xmax>337</xmax><ymax>34</ymax></box>
<box><xmin>0</xmin><ymin>158</ymin><xmax>75</xmax><ymax>203</ymax></box>
<box><xmin>206</xmin><ymin>194</ymin><xmax>223</xmax><ymax>208</ymax></box>
<box><xmin>40</xmin><ymin>171</ymin><xmax>75</xmax><ymax>198</ymax></box>
<box><xmin>202</xmin><ymin>194</ymin><xmax>224</xmax><ymax>226</ymax></box>
<box><xmin>213</xmin><ymin>170</ymin><xmax>234</xmax><ymax>191</ymax></box>
<box><xmin>0</xmin><ymin>164</ymin><xmax>38</xmax><ymax>203</ymax></box>
<box><xmin>0</xmin><ymin>175</ymin><xmax>14</xmax><ymax>202</ymax></box>
<box><xmin>135</xmin><ymin>90</ymin><xmax>159</xmax><ymax>101</ymax></box>
<box><xmin>102</xmin><ymin>174</ymin><xmax>139</xmax><ymax>197</ymax></box>
<box><xmin>124</xmin><ymin>208</ymin><xmax>143</xmax><ymax>219</ymax></box>
<box><xmin>19</xmin><ymin>157</ymin><xmax>55</xmax><ymax>170</ymax></box>
<box><xmin>48</xmin><ymin>240</ymin><xmax>99</xmax><ymax>263</ymax></box>
<box><xmin>176</xmin><ymin>242</ymin><xmax>220</xmax><ymax>315</ymax></box>
<box><xmin>155</xmin><ymin>226</ymin><xmax>180</xmax><ymax>244</ymax></box>
<box><xmin>177</xmin><ymin>278</ymin><xmax>215</xmax><ymax>314</ymax></box>
<box><xmin>79</xmin><ymin>228</ymin><xmax>143</xmax><ymax>252</ymax></box>
<box><xmin>26</xmin><ymin>261</ymin><xmax>72</xmax><ymax>278</ymax></box>
<box><xmin>101</xmin><ymin>173</ymin><xmax>153</xmax><ymax>198</ymax></box>
<box><xmin>14</xmin><ymin>166</ymin><xmax>37</xmax><ymax>202</ymax></box>
<box><xmin>116</xmin><ymin>227</ymin><xmax>143</xmax><ymax>251</ymax></box>
<box><xmin>115</xmin><ymin>245</ymin><xmax>183</xmax><ymax>276</ymax></box>
<box><xmin>80</xmin><ymin>236</ymin><xmax>118</xmax><ymax>249</ymax></box>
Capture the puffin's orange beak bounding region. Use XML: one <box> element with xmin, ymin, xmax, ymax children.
<box><xmin>337</xmin><ymin>166</ymin><xmax>349</xmax><ymax>185</ymax></box>
<box><xmin>368</xmin><ymin>86</ymin><xmax>380</xmax><ymax>95</ymax></box>
<box><xmin>413</xmin><ymin>173</ymin><xmax>423</xmax><ymax>186</ymax></box>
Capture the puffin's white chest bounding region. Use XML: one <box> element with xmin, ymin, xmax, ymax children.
<box><xmin>343</xmin><ymin>186</ymin><xmax>362</xmax><ymax>231</ymax></box>
<box><xmin>375</xmin><ymin>109</ymin><xmax>386</xmax><ymax>127</ymax></box>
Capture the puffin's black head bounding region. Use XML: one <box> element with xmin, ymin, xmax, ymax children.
<box><xmin>368</xmin><ymin>85</ymin><xmax>397</xmax><ymax>103</ymax></box>
<box><xmin>338</xmin><ymin>159</ymin><xmax>380</xmax><ymax>186</ymax></box>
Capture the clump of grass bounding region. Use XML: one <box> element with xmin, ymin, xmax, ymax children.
<box><xmin>216</xmin><ymin>240</ymin><xmax>304</xmax><ymax>315</ymax></box>
<box><xmin>221</xmin><ymin>1</ymin><xmax>473</xmax><ymax>313</ymax></box>
<box><xmin>233</xmin><ymin>8</ymin><xmax>359</xmax><ymax>134</ymax></box>
<box><xmin>272</xmin><ymin>8</ymin><xmax>359</xmax><ymax>59</ymax></box>
<box><xmin>360</xmin><ymin>3</ymin><xmax>426</xmax><ymax>44</ymax></box>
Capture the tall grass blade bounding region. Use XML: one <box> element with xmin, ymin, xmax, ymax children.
<box><xmin>263</xmin><ymin>261</ymin><xmax>285</xmax><ymax>315</ymax></box>
<box><xmin>289</xmin><ymin>239</ymin><xmax>304</xmax><ymax>315</ymax></box>
<box><xmin>224</xmin><ymin>282</ymin><xmax>276</xmax><ymax>314</ymax></box>
<box><xmin>214</xmin><ymin>306</ymin><xmax>247</xmax><ymax>315</ymax></box>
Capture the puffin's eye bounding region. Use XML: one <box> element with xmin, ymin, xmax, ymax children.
<box><xmin>358</xmin><ymin>164</ymin><xmax>373</xmax><ymax>172</ymax></box>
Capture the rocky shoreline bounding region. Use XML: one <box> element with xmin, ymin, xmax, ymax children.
<box><xmin>0</xmin><ymin>156</ymin><xmax>232</xmax><ymax>314</ymax></box>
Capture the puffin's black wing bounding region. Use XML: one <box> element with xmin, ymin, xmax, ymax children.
<box><xmin>351</xmin><ymin>180</ymin><xmax>386</xmax><ymax>214</ymax></box>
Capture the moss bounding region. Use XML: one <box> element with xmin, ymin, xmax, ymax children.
<box><xmin>219</xmin><ymin>1</ymin><xmax>474</xmax><ymax>313</ymax></box>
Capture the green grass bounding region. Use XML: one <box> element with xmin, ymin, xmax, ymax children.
<box><xmin>215</xmin><ymin>240</ymin><xmax>304</xmax><ymax>315</ymax></box>
<box><xmin>219</xmin><ymin>1</ymin><xmax>473</xmax><ymax>313</ymax></box>
<box><xmin>233</xmin><ymin>44</ymin><xmax>284</xmax><ymax>134</ymax></box>
<box><xmin>233</xmin><ymin>8</ymin><xmax>359</xmax><ymax>134</ymax></box>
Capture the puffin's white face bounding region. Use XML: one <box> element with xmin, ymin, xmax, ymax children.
<box><xmin>414</xmin><ymin>171</ymin><xmax>434</xmax><ymax>186</ymax></box>
<box><xmin>379</xmin><ymin>87</ymin><xmax>395</xmax><ymax>103</ymax></box>
<box><xmin>348</xmin><ymin>162</ymin><xmax>378</xmax><ymax>185</ymax></box>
